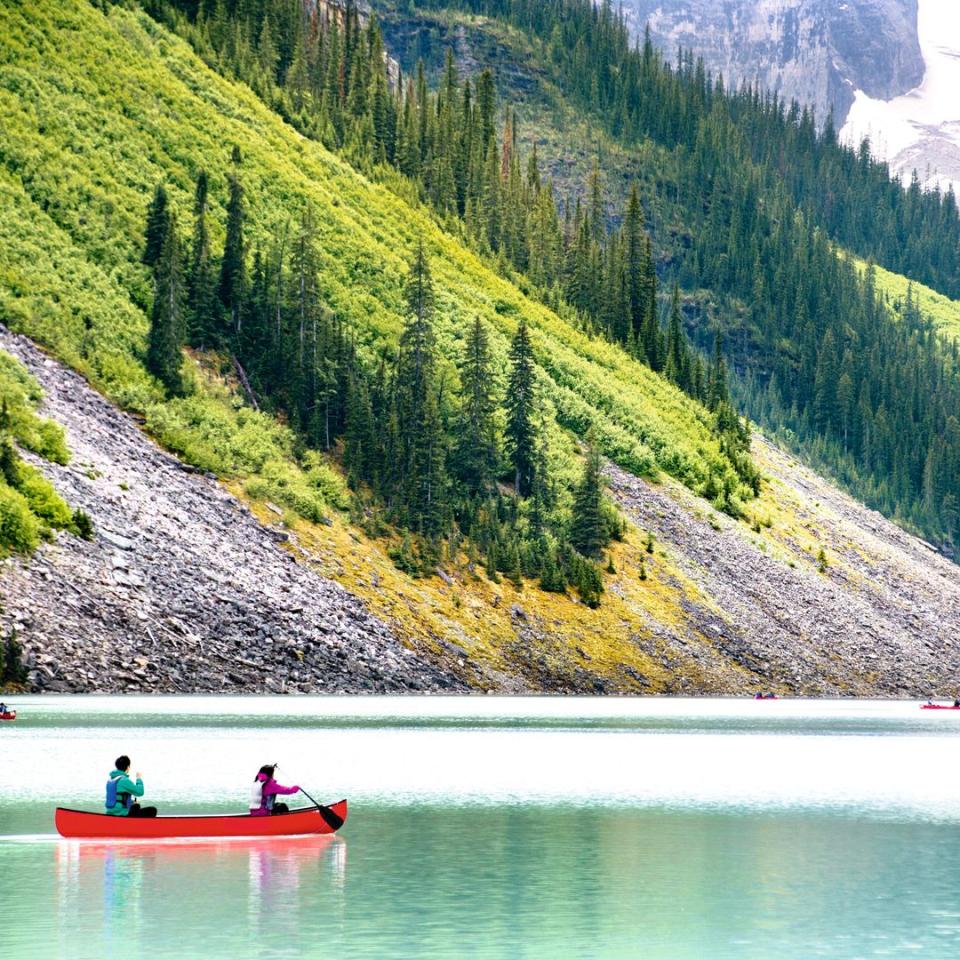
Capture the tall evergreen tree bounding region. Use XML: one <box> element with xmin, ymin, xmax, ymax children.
<box><xmin>570</xmin><ymin>444</ymin><xmax>606</xmax><ymax>558</ymax></box>
<box><xmin>396</xmin><ymin>240</ymin><xmax>447</xmax><ymax>535</ymax></box>
<box><xmin>219</xmin><ymin>146</ymin><xmax>246</xmax><ymax>335</ymax></box>
<box><xmin>623</xmin><ymin>183</ymin><xmax>646</xmax><ymax>345</ymax></box>
<box><xmin>664</xmin><ymin>281</ymin><xmax>688</xmax><ymax>390</ymax></box>
<box><xmin>707</xmin><ymin>330</ymin><xmax>730</xmax><ymax>411</ymax></box>
<box><xmin>187</xmin><ymin>169</ymin><xmax>217</xmax><ymax>346</ymax></box>
<box><xmin>505</xmin><ymin>319</ymin><xmax>537</xmax><ymax>497</ymax></box>
<box><xmin>143</xmin><ymin>183</ymin><xmax>170</xmax><ymax>268</ymax></box>
<box><xmin>453</xmin><ymin>316</ymin><xmax>499</xmax><ymax>496</ymax></box>
<box><xmin>147</xmin><ymin>214</ymin><xmax>186</xmax><ymax>394</ymax></box>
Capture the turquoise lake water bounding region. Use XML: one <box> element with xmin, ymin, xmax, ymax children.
<box><xmin>1</xmin><ymin>697</ymin><xmax>959</xmax><ymax>958</ymax></box>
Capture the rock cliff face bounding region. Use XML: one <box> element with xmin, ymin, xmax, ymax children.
<box><xmin>840</xmin><ymin>1</ymin><xmax>960</xmax><ymax>193</ymax></box>
<box><xmin>621</xmin><ymin>0</ymin><xmax>924</xmax><ymax>126</ymax></box>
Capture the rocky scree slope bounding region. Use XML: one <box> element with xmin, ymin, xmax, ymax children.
<box><xmin>0</xmin><ymin>327</ymin><xmax>463</xmax><ymax>694</ymax></box>
<box><xmin>608</xmin><ymin>439</ymin><xmax>960</xmax><ymax>697</ymax></box>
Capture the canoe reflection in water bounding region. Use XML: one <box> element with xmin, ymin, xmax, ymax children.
<box><xmin>55</xmin><ymin>836</ymin><xmax>346</xmax><ymax>947</ymax></box>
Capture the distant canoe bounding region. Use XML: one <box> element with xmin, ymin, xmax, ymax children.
<box><xmin>0</xmin><ymin>711</ymin><xmax>15</xmax><ymax>721</ymax></box>
<box><xmin>921</xmin><ymin>704</ymin><xmax>960</xmax><ymax>711</ymax></box>
<box><xmin>54</xmin><ymin>801</ymin><xmax>347</xmax><ymax>839</ymax></box>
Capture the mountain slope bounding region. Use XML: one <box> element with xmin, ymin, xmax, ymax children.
<box><xmin>3</xmin><ymin>0</ymin><xmax>960</xmax><ymax>694</ymax></box>
<box><xmin>379</xmin><ymin>0</ymin><xmax>960</xmax><ymax>557</ymax></box>
<box><xmin>0</xmin><ymin>0</ymin><xmax>737</xmax><ymax>499</ymax></box>
<box><xmin>8</xmin><ymin>317</ymin><xmax>960</xmax><ymax>696</ymax></box>
<box><xmin>609</xmin><ymin>442</ymin><xmax>960</xmax><ymax>695</ymax></box>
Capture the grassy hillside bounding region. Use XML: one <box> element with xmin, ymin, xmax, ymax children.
<box><xmin>0</xmin><ymin>0</ymin><xmax>743</xmax><ymax>496</ymax></box>
<box><xmin>862</xmin><ymin>261</ymin><xmax>960</xmax><ymax>342</ymax></box>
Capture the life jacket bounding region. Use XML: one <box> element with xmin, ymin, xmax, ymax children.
<box><xmin>249</xmin><ymin>779</ymin><xmax>266</xmax><ymax>810</ymax></box>
<box><xmin>105</xmin><ymin>775</ymin><xmax>132</xmax><ymax>811</ymax></box>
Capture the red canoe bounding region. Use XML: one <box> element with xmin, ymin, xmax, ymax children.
<box><xmin>0</xmin><ymin>711</ymin><xmax>15</xmax><ymax>721</ymax></box>
<box><xmin>921</xmin><ymin>704</ymin><xmax>960</xmax><ymax>710</ymax></box>
<box><xmin>54</xmin><ymin>801</ymin><xmax>347</xmax><ymax>840</ymax></box>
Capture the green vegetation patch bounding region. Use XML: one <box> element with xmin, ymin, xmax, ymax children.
<box><xmin>0</xmin><ymin>349</ymin><xmax>76</xmax><ymax>555</ymax></box>
<box><xmin>861</xmin><ymin>258</ymin><xmax>960</xmax><ymax>342</ymax></box>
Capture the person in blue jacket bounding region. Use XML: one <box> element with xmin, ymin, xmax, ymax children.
<box><xmin>106</xmin><ymin>755</ymin><xmax>158</xmax><ymax>817</ymax></box>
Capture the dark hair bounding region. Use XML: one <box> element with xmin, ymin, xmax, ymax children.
<box><xmin>115</xmin><ymin>755</ymin><xmax>131</xmax><ymax>772</ymax></box>
<box><xmin>255</xmin><ymin>763</ymin><xmax>276</xmax><ymax>782</ymax></box>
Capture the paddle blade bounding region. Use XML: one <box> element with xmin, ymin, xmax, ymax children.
<box><xmin>317</xmin><ymin>804</ymin><xmax>345</xmax><ymax>831</ymax></box>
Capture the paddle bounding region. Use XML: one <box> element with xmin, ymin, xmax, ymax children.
<box><xmin>297</xmin><ymin>786</ymin><xmax>344</xmax><ymax>831</ymax></box>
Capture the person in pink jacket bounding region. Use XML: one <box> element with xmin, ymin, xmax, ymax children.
<box><xmin>249</xmin><ymin>764</ymin><xmax>301</xmax><ymax>816</ymax></box>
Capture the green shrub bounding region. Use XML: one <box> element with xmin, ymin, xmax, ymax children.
<box><xmin>18</xmin><ymin>467</ymin><xmax>72</xmax><ymax>527</ymax></box>
<box><xmin>145</xmin><ymin>395</ymin><xmax>308</xmax><ymax>480</ymax></box>
<box><xmin>301</xmin><ymin>452</ymin><xmax>349</xmax><ymax>510</ymax></box>
<box><xmin>245</xmin><ymin>459</ymin><xmax>328</xmax><ymax>523</ymax></box>
<box><xmin>0</xmin><ymin>351</ymin><xmax>70</xmax><ymax>464</ymax></box>
<box><xmin>32</xmin><ymin>420</ymin><xmax>70</xmax><ymax>465</ymax></box>
<box><xmin>389</xmin><ymin>533</ymin><xmax>420</xmax><ymax>576</ymax></box>
<box><xmin>71</xmin><ymin>508</ymin><xmax>94</xmax><ymax>540</ymax></box>
<box><xmin>0</xmin><ymin>482</ymin><xmax>40</xmax><ymax>554</ymax></box>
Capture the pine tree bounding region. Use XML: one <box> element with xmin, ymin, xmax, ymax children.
<box><xmin>570</xmin><ymin>445</ymin><xmax>606</xmax><ymax>558</ymax></box>
<box><xmin>187</xmin><ymin>170</ymin><xmax>218</xmax><ymax>346</ymax></box>
<box><xmin>476</xmin><ymin>69</ymin><xmax>495</xmax><ymax>153</ymax></box>
<box><xmin>505</xmin><ymin>319</ymin><xmax>537</xmax><ymax>497</ymax></box>
<box><xmin>453</xmin><ymin>317</ymin><xmax>499</xmax><ymax>496</ymax></box>
<box><xmin>219</xmin><ymin>146</ymin><xmax>246</xmax><ymax>335</ymax></box>
<box><xmin>257</xmin><ymin>15</ymin><xmax>279</xmax><ymax>84</ymax></box>
<box><xmin>588</xmin><ymin>158</ymin><xmax>604</xmax><ymax>242</ymax></box>
<box><xmin>344</xmin><ymin>370</ymin><xmax>376</xmax><ymax>486</ymax></box>
<box><xmin>396</xmin><ymin>240</ymin><xmax>447</xmax><ymax>535</ymax></box>
<box><xmin>707</xmin><ymin>330</ymin><xmax>730</xmax><ymax>410</ymax></box>
<box><xmin>623</xmin><ymin>183</ymin><xmax>646</xmax><ymax>346</ymax></box>
<box><xmin>143</xmin><ymin>183</ymin><xmax>170</xmax><ymax>268</ymax></box>
<box><xmin>570</xmin><ymin>551</ymin><xmax>603</xmax><ymax>608</ymax></box>
<box><xmin>289</xmin><ymin>204</ymin><xmax>322</xmax><ymax>436</ymax></box>
<box><xmin>147</xmin><ymin>213</ymin><xmax>186</xmax><ymax>394</ymax></box>
<box><xmin>502</xmin><ymin>538</ymin><xmax>522</xmax><ymax>587</ymax></box>
<box><xmin>664</xmin><ymin>282</ymin><xmax>687</xmax><ymax>388</ymax></box>
<box><xmin>538</xmin><ymin>539</ymin><xmax>566</xmax><ymax>591</ymax></box>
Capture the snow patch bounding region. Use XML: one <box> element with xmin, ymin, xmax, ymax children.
<box><xmin>840</xmin><ymin>0</ymin><xmax>960</xmax><ymax>193</ymax></box>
